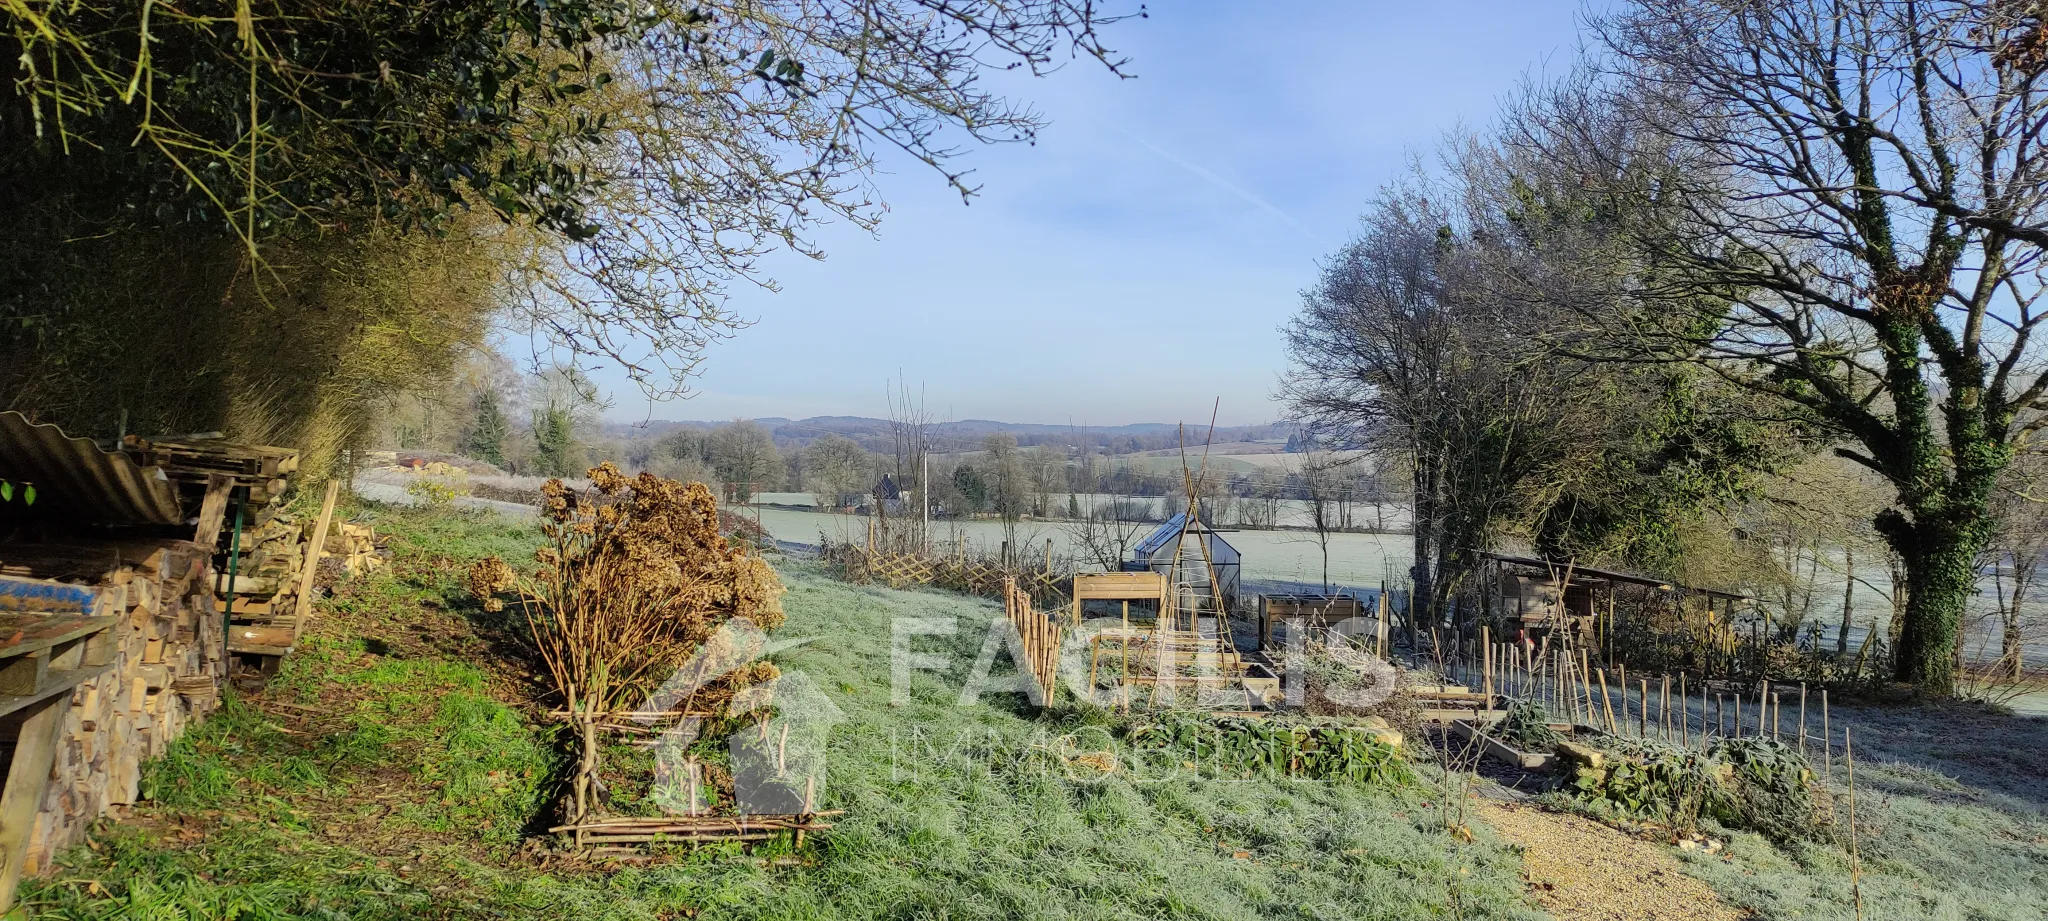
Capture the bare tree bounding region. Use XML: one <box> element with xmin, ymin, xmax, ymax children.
<box><xmin>885</xmin><ymin>377</ymin><xmax>934</xmax><ymax>550</ymax></box>
<box><xmin>1981</xmin><ymin>451</ymin><xmax>2048</xmax><ymax>677</ymax></box>
<box><xmin>706</xmin><ymin>420</ymin><xmax>781</xmax><ymax>502</ymax></box>
<box><xmin>1284</xmin><ymin>179</ymin><xmax>1604</xmax><ymax>625</ymax></box>
<box><xmin>1067</xmin><ymin>495</ymin><xmax>1149</xmax><ymax>571</ymax></box>
<box><xmin>805</xmin><ymin>434</ymin><xmax>873</xmax><ymax>510</ymax></box>
<box><xmin>1294</xmin><ymin>441</ymin><xmax>1345</xmax><ymax>593</ymax></box>
<box><xmin>983</xmin><ymin>434</ymin><xmax>1028</xmax><ymax>553</ymax></box>
<box><xmin>1513</xmin><ymin>1</ymin><xmax>2048</xmax><ymax>694</ymax></box>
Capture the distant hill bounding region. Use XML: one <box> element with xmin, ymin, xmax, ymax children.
<box><xmin>600</xmin><ymin>415</ymin><xmax>1292</xmax><ymax>454</ymax></box>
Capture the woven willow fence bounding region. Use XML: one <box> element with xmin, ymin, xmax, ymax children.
<box><xmin>1004</xmin><ymin>577</ymin><xmax>1064</xmax><ymax>703</ymax></box>
<box><xmin>820</xmin><ymin>539</ymin><xmax>1071</xmax><ymax>608</ymax></box>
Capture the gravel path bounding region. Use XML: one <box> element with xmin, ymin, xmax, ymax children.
<box><xmin>1471</xmin><ymin>800</ymin><xmax>1744</xmax><ymax>921</ymax></box>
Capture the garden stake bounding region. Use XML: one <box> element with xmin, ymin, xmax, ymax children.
<box><xmin>1597</xmin><ymin>668</ymin><xmax>1616</xmax><ymax>734</ymax></box>
<box><xmin>1679</xmin><ymin>673</ymin><xmax>1688</xmax><ymax>747</ymax></box>
<box><xmin>1580</xmin><ymin>648</ymin><xmax>1594</xmax><ymax>726</ymax></box>
<box><xmin>1617</xmin><ymin>663</ymin><xmax>1629</xmax><ymax>734</ymax></box>
<box><xmin>1661</xmin><ymin>675</ymin><xmax>1671</xmax><ymax>742</ymax></box>
<box><xmin>1799</xmin><ymin>683</ymin><xmax>1809</xmax><ymax>758</ymax></box>
<box><xmin>1847</xmin><ymin>727</ymin><xmax>1864</xmax><ymax>921</ymax></box>
<box><xmin>1821</xmin><ymin>689</ymin><xmax>1832</xmax><ymax>783</ymax></box>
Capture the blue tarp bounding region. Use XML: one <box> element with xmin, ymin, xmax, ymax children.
<box><xmin>0</xmin><ymin>576</ymin><xmax>98</xmax><ymax>615</ymax></box>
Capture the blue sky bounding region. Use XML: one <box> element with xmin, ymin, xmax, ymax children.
<box><xmin>601</xmin><ymin>1</ymin><xmax>1588</xmax><ymax>428</ymax></box>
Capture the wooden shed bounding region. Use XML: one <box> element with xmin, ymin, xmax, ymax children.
<box><xmin>1478</xmin><ymin>551</ymin><xmax>1746</xmax><ymax>646</ymax></box>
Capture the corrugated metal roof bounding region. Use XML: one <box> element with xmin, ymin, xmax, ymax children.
<box><xmin>0</xmin><ymin>412</ymin><xmax>184</xmax><ymax>526</ymax></box>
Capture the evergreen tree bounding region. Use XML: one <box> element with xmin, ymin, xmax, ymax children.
<box><xmin>952</xmin><ymin>465</ymin><xmax>989</xmax><ymax>514</ymax></box>
<box><xmin>461</xmin><ymin>392</ymin><xmax>510</xmax><ymax>467</ymax></box>
<box><xmin>532</xmin><ymin>407</ymin><xmax>582</xmax><ymax>477</ymax></box>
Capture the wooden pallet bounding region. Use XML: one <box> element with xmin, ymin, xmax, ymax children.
<box><xmin>0</xmin><ymin>608</ymin><xmax>118</xmax><ymax>908</ymax></box>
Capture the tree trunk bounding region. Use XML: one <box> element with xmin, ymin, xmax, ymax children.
<box><xmin>1410</xmin><ymin>457</ymin><xmax>1438</xmax><ymax>637</ymax></box>
<box><xmin>1837</xmin><ymin>548</ymin><xmax>1854</xmax><ymax>657</ymax></box>
<box><xmin>1886</xmin><ymin>517</ymin><xmax>1991</xmax><ymax>697</ymax></box>
<box><xmin>2002</xmin><ymin>554</ymin><xmax>2032</xmax><ymax>679</ymax></box>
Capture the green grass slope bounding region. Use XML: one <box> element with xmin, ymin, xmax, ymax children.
<box><xmin>22</xmin><ymin>504</ymin><xmax>1541</xmax><ymax>921</ymax></box>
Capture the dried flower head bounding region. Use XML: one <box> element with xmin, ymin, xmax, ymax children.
<box><xmin>467</xmin><ymin>557</ymin><xmax>518</xmax><ymax>613</ymax></box>
<box><xmin>541</xmin><ymin>478</ymin><xmax>576</xmax><ymax>523</ymax></box>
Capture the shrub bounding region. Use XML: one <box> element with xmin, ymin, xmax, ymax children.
<box><xmin>1567</xmin><ymin>735</ymin><xmax>1830</xmax><ymax>842</ymax></box>
<box><xmin>466</xmin><ymin>463</ymin><xmax>786</xmax><ymax>828</ymax></box>
<box><xmin>1125</xmin><ymin>713</ymin><xmax>1411</xmax><ymax>786</ymax></box>
<box><xmin>1489</xmin><ymin>700</ymin><xmax>1563</xmax><ymax>751</ymax></box>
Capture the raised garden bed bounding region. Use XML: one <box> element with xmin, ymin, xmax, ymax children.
<box><xmin>1449</xmin><ymin>718</ymin><xmax>1603</xmax><ymax>771</ymax></box>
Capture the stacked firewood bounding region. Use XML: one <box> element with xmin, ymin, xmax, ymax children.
<box><xmin>331</xmin><ymin>522</ymin><xmax>386</xmax><ymax>578</ymax></box>
<box><xmin>17</xmin><ymin>541</ymin><xmax>225</xmax><ymax>876</ymax></box>
<box><xmin>214</xmin><ymin>506</ymin><xmax>311</xmax><ymax>654</ymax></box>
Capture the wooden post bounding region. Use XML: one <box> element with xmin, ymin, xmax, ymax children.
<box><xmin>1639</xmin><ymin>679</ymin><xmax>1650</xmax><ymax>737</ymax></box>
<box><xmin>1617</xmin><ymin>663</ymin><xmax>1628</xmax><ymax>735</ymax></box>
<box><xmin>1847</xmin><ymin>727</ymin><xmax>1864</xmax><ymax>921</ymax></box>
<box><xmin>688</xmin><ymin>758</ymin><xmax>701</xmax><ymax>817</ymax></box>
<box><xmin>0</xmin><ymin>695</ymin><xmax>71</xmax><ymax>911</ymax></box>
<box><xmin>1660</xmin><ymin>675</ymin><xmax>1672</xmax><ymax>742</ymax></box>
<box><xmin>1597</xmin><ymin>668</ymin><xmax>1617</xmax><ymax>734</ymax></box>
<box><xmin>1678</xmin><ymin>673</ymin><xmax>1688</xmax><ymax>747</ymax></box>
<box><xmin>1605</xmin><ymin>591</ymin><xmax>1616</xmax><ymax>663</ymax></box>
<box><xmin>192</xmin><ymin>473</ymin><xmax>235</xmax><ymax>548</ymax></box>
<box><xmin>796</xmin><ymin>775</ymin><xmax>816</xmax><ymax>849</ymax></box>
<box><xmin>1481</xmin><ymin>626</ymin><xmax>1494</xmax><ymax>714</ymax></box>
<box><xmin>1770</xmin><ymin>693</ymin><xmax>1781</xmax><ymax>740</ymax></box>
<box><xmin>1579</xmin><ymin>648</ymin><xmax>1594</xmax><ymax>727</ymax></box>
<box><xmin>1798</xmin><ymin>683</ymin><xmax>1809</xmax><ymax>759</ymax></box>
<box><xmin>1715</xmin><ymin>694</ymin><xmax>1724</xmax><ymax>738</ymax></box>
<box><xmin>1821</xmin><ymin>689</ymin><xmax>1832</xmax><ymax>783</ymax></box>
<box><xmin>292</xmin><ymin>480</ymin><xmax>342</xmax><ymax>627</ymax></box>
<box><xmin>1734</xmin><ymin>692</ymin><xmax>1744</xmax><ymax>737</ymax></box>
<box><xmin>1120</xmin><ymin>600</ymin><xmax>1130</xmax><ymax>710</ymax></box>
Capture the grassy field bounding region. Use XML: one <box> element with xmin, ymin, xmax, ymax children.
<box><xmin>1668</xmin><ymin>699</ymin><xmax>2048</xmax><ymax>921</ymax></box>
<box><xmin>19</xmin><ymin>500</ymin><xmax>2048</xmax><ymax>920</ymax></box>
<box><xmin>21</xmin><ymin>502</ymin><xmax>1538</xmax><ymax>921</ymax></box>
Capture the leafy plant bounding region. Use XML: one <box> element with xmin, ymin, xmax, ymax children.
<box><xmin>0</xmin><ymin>479</ymin><xmax>36</xmax><ymax>505</ymax></box>
<box><xmin>1488</xmin><ymin>700</ymin><xmax>1563</xmax><ymax>751</ymax></box>
<box><xmin>1125</xmin><ymin>713</ymin><xmax>1411</xmax><ymax>786</ymax></box>
<box><xmin>1567</xmin><ymin>734</ymin><xmax>1829</xmax><ymax>842</ymax></box>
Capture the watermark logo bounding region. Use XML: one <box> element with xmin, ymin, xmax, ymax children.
<box><xmin>637</xmin><ymin>619</ymin><xmax>841</xmax><ymax>815</ymax></box>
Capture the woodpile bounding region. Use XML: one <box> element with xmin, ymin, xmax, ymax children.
<box><xmin>216</xmin><ymin>482</ymin><xmax>365</xmax><ymax>658</ymax></box>
<box><xmin>0</xmin><ymin>428</ymin><xmax>382</xmax><ymax>909</ymax></box>
<box><xmin>120</xmin><ymin>434</ymin><xmax>298</xmax><ymax>508</ymax></box>
<box><xmin>0</xmin><ymin>540</ymin><xmax>226</xmax><ymax>878</ymax></box>
<box><xmin>332</xmin><ymin>522</ymin><xmax>386</xmax><ymax>578</ymax></box>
